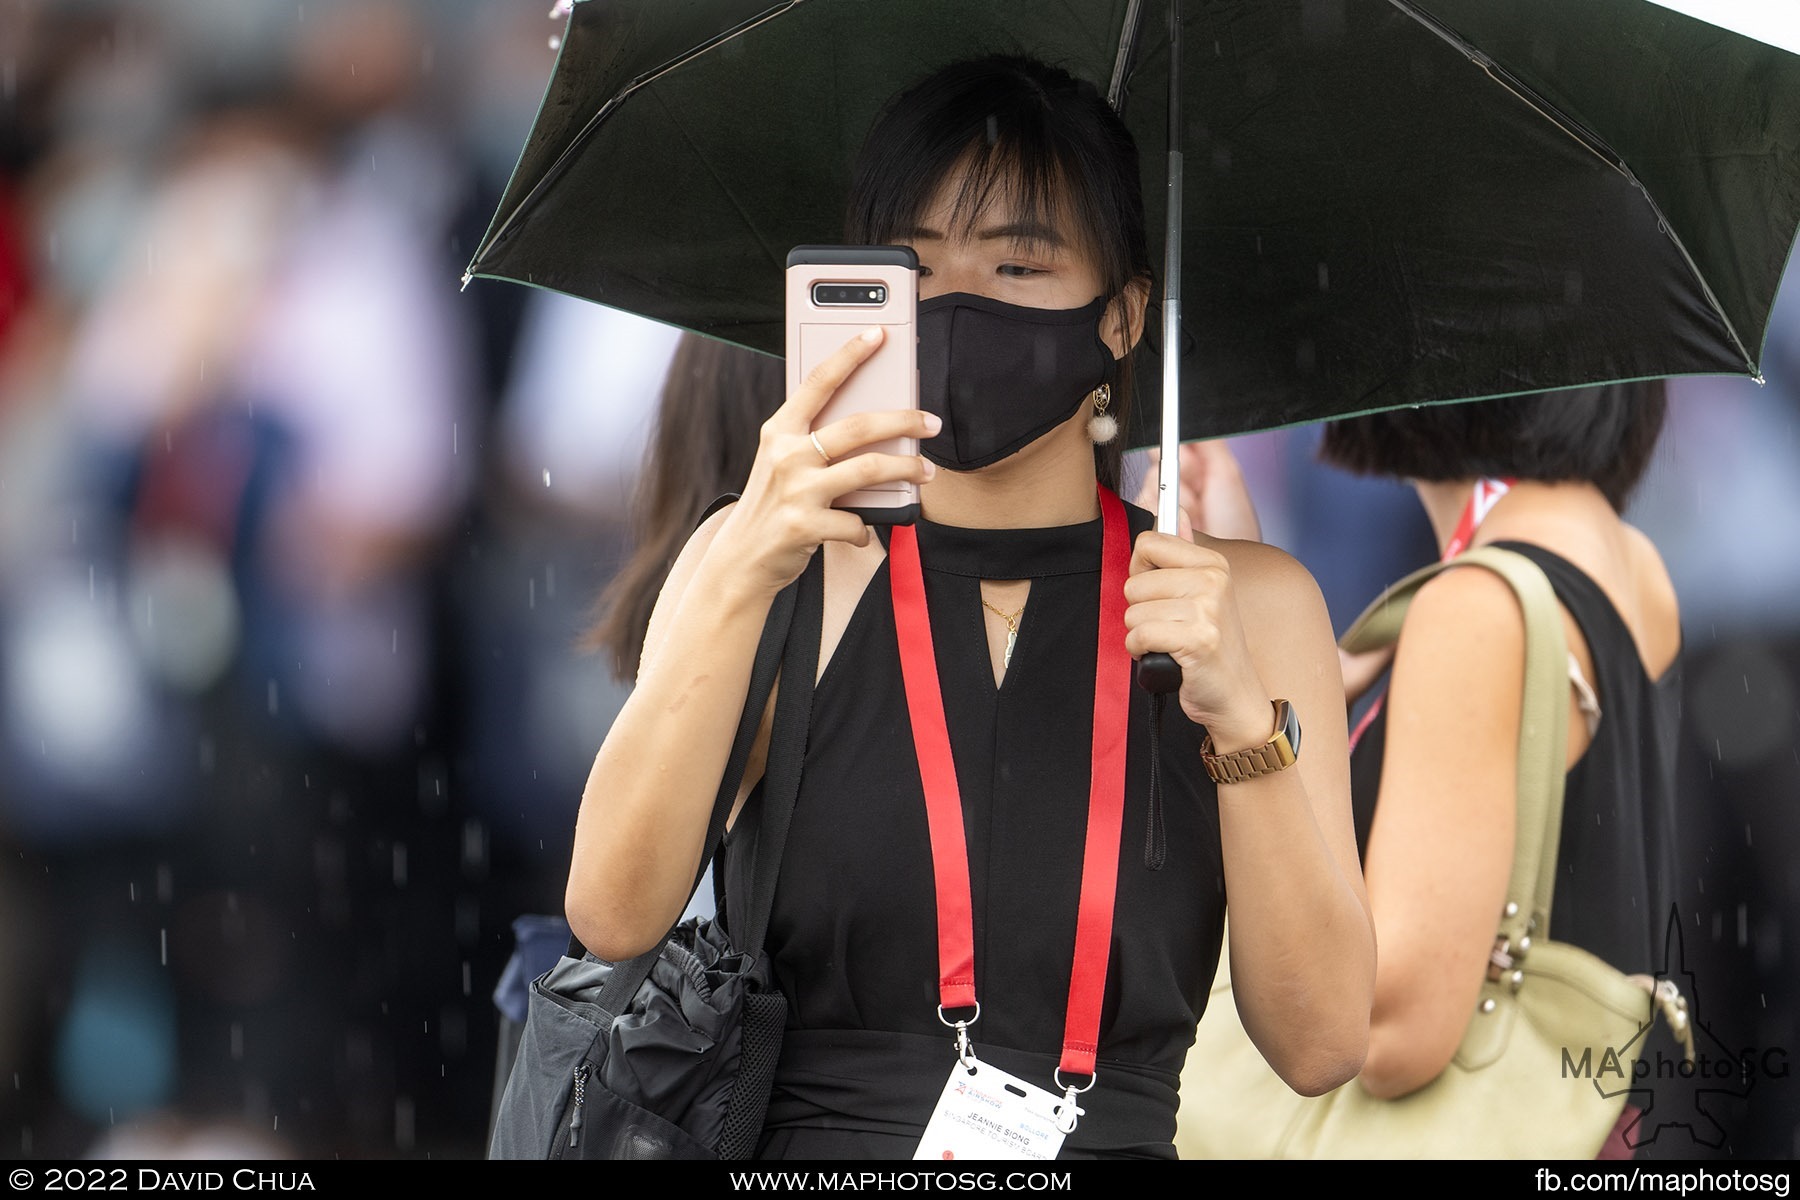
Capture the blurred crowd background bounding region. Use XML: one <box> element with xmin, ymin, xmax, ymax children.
<box><xmin>0</xmin><ymin>0</ymin><xmax>1793</xmax><ymax>1162</ymax></box>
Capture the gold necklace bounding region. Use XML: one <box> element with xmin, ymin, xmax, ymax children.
<box><xmin>981</xmin><ymin>598</ymin><xmax>1025</xmax><ymax>668</ymax></box>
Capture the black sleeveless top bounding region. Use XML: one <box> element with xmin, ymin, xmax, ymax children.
<box><xmin>1348</xmin><ymin>540</ymin><xmax>1682</xmax><ymax>974</ymax></box>
<box><xmin>721</xmin><ymin>501</ymin><xmax>1225</xmax><ymax>1160</ymax></box>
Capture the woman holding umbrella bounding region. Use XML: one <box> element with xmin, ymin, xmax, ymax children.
<box><xmin>564</xmin><ymin>55</ymin><xmax>1373</xmax><ymax>1159</ymax></box>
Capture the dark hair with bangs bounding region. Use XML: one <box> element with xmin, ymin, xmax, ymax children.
<box><xmin>843</xmin><ymin>54</ymin><xmax>1152</xmax><ymax>491</ymax></box>
<box><xmin>1317</xmin><ymin>380</ymin><xmax>1668</xmax><ymax>513</ymax></box>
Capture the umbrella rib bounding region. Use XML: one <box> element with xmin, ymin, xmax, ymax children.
<box><xmin>467</xmin><ymin>1</ymin><xmax>804</xmax><ymax>283</ymax></box>
<box><xmin>1386</xmin><ymin>0</ymin><xmax>1761</xmax><ymax>379</ymax></box>
<box><xmin>1106</xmin><ymin>0</ymin><xmax>1147</xmax><ymax>110</ymax></box>
<box><xmin>650</xmin><ymin>91</ymin><xmax>783</xmax><ymax>276</ymax></box>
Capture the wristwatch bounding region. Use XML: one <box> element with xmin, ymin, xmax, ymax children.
<box><xmin>1201</xmin><ymin>699</ymin><xmax>1302</xmax><ymax>784</ymax></box>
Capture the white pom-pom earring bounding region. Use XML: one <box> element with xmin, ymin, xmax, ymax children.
<box><xmin>1086</xmin><ymin>383</ymin><xmax>1118</xmax><ymax>445</ymax></box>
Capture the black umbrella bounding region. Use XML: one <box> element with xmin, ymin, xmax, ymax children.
<box><xmin>464</xmin><ymin>0</ymin><xmax>1800</xmax><ymax>488</ymax></box>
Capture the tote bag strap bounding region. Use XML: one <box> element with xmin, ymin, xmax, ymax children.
<box><xmin>1339</xmin><ymin>545</ymin><xmax>1570</xmax><ymax>951</ymax></box>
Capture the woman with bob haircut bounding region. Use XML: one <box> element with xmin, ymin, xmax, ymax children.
<box><xmin>1318</xmin><ymin>381</ymin><xmax>1681</xmax><ymax>1154</ymax></box>
<box><xmin>562</xmin><ymin>55</ymin><xmax>1374</xmax><ymax>1159</ymax></box>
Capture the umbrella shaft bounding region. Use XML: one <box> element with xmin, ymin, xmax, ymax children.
<box><xmin>1158</xmin><ymin>149</ymin><xmax>1182</xmax><ymax>536</ymax></box>
<box><xmin>1157</xmin><ymin>0</ymin><xmax>1183</xmax><ymax>537</ymax></box>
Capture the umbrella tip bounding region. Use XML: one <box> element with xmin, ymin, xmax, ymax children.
<box><xmin>1752</xmin><ymin>370</ymin><xmax>1766</xmax><ymax>387</ymax></box>
<box><xmin>459</xmin><ymin>271</ymin><xmax>473</xmax><ymax>293</ymax></box>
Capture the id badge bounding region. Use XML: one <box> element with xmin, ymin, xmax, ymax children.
<box><xmin>913</xmin><ymin>1060</ymin><xmax>1076</xmax><ymax>1161</ymax></box>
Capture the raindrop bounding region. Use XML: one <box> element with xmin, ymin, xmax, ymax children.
<box><xmin>393</xmin><ymin>844</ymin><xmax>408</xmax><ymax>887</ymax></box>
<box><xmin>392</xmin><ymin>629</ymin><xmax>398</xmax><ymax>655</ymax></box>
<box><xmin>542</xmin><ymin>468</ymin><xmax>552</xmax><ymax>488</ymax></box>
<box><xmin>461</xmin><ymin>821</ymin><xmax>488</xmax><ymax>873</ymax></box>
<box><xmin>157</xmin><ymin>864</ymin><xmax>172</xmax><ymax>903</ymax></box>
<box><xmin>130</xmin><ymin>882</ymin><xmax>137</xmax><ymax>902</ymax></box>
<box><xmin>1316</xmin><ymin>263</ymin><xmax>1329</xmax><ymax>292</ymax></box>
<box><xmin>548</xmin><ymin>35</ymin><xmax>562</xmax><ymax>51</ymax></box>
<box><xmin>452</xmin><ymin>423</ymin><xmax>458</xmax><ymax>455</ymax></box>
<box><xmin>529</xmin><ymin>578</ymin><xmax>536</xmax><ymax>610</ymax></box>
<box><xmin>462</xmin><ymin>962</ymin><xmax>472</xmax><ymax>997</ymax></box>
<box><xmin>1746</xmin><ymin>823</ymin><xmax>1753</xmax><ymax>847</ymax></box>
<box><xmin>231</xmin><ymin>1024</ymin><xmax>243</xmax><ymax>1061</ymax></box>
<box><xmin>1738</xmin><ymin>904</ymin><xmax>1748</xmax><ymax>948</ymax></box>
<box><xmin>159</xmin><ymin>930</ymin><xmax>166</xmax><ymax>965</ymax></box>
<box><xmin>267</xmin><ymin>680</ymin><xmax>279</xmax><ymax>716</ymax></box>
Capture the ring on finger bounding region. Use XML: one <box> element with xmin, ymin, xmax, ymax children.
<box><xmin>810</xmin><ymin>430</ymin><xmax>833</xmax><ymax>466</ymax></box>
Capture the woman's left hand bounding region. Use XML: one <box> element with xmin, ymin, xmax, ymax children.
<box><xmin>1124</xmin><ymin>530</ymin><xmax>1280</xmax><ymax>744</ymax></box>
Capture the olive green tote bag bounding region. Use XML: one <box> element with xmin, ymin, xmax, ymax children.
<box><xmin>1175</xmin><ymin>546</ymin><xmax>1693</xmax><ymax>1160</ymax></box>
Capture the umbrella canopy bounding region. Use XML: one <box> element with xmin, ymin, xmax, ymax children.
<box><xmin>464</xmin><ymin>0</ymin><xmax>1800</xmax><ymax>446</ymax></box>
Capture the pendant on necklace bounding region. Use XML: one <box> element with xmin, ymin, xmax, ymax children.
<box><xmin>1003</xmin><ymin>628</ymin><xmax>1017</xmax><ymax>669</ymax></box>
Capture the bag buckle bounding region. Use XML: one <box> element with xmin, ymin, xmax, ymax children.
<box><xmin>1627</xmin><ymin>974</ymin><xmax>1698</xmax><ymax>1066</ymax></box>
<box><xmin>1486</xmin><ymin>930</ymin><xmax>1534</xmax><ymax>989</ymax></box>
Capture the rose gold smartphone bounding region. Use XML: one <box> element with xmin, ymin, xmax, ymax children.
<box><xmin>786</xmin><ymin>245</ymin><xmax>920</xmax><ymax>525</ymax></box>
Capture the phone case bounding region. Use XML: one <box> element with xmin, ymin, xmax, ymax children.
<box><xmin>786</xmin><ymin>245</ymin><xmax>921</xmax><ymax>525</ymax></box>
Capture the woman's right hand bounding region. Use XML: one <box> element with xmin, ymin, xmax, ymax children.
<box><xmin>712</xmin><ymin>326</ymin><xmax>939</xmax><ymax>596</ymax></box>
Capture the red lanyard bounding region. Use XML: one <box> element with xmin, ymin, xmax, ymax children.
<box><xmin>1441</xmin><ymin>476</ymin><xmax>1516</xmax><ymax>560</ymax></box>
<box><xmin>886</xmin><ymin>486</ymin><xmax>1133</xmax><ymax>1085</ymax></box>
<box><xmin>1349</xmin><ymin>476</ymin><xmax>1516</xmax><ymax>753</ymax></box>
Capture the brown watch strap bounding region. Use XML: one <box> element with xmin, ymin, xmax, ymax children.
<box><xmin>1201</xmin><ymin>699</ymin><xmax>1300</xmax><ymax>784</ymax></box>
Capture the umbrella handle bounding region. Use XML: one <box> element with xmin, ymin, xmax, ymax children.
<box><xmin>1137</xmin><ymin>652</ymin><xmax>1182</xmax><ymax>693</ymax></box>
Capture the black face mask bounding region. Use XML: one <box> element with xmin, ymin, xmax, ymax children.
<box><xmin>916</xmin><ymin>293</ymin><xmax>1116</xmax><ymax>471</ymax></box>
